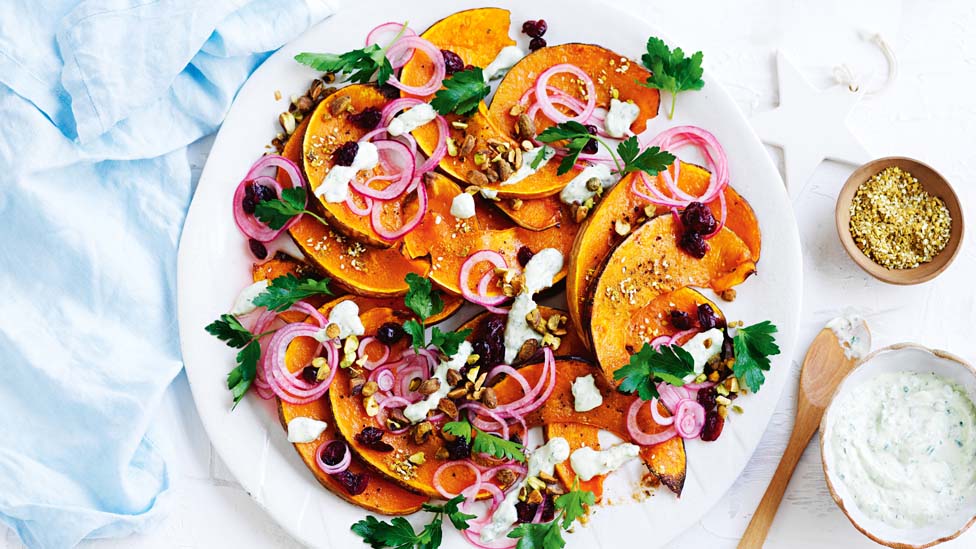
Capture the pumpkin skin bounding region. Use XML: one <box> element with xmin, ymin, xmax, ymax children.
<box><xmin>566</xmin><ymin>162</ymin><xmax>761</xmax><ymax>346</ymax></box>
<box><xmin>281</xmin><ymin>113</ymin><xmax>433</xmax><ymax>297</ymax></box>
<box><xmin>278</xmin><ymin>304</ymin><xmax>429</xmax><ymax>514</ymax></box>
<box><xmin>302</xmin><ymin>84</ymin><xmax>410</xmax><ymax>248</ymax></box>
<box><xmin>491</xmin><ymin>359</ymin><xmax>686</xmax><ymax>495</ymax></box>
<box><xmin>589</xmin><ymin>215</ymin><xmax>755</xmax><ymax>379</ymax></box>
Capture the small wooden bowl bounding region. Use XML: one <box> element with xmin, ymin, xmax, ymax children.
<box><xmin>835</xmin><ymin>157</ymin><xmax>964</xmax><ymax>285</ymax></box>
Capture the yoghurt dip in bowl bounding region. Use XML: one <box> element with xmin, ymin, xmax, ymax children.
<box><xmin>821</xmin><ymin>344</ymin><xmax>976</xmax><ymax>548</ymax></box>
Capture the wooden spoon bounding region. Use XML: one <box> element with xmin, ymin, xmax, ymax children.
<box><xmin>738</xmin><ymin>319</ymin><xmax>871</xmax><ymax>548</ymax></box>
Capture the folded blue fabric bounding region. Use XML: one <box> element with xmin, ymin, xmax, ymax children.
<box><xmin>0</xmin><ymin>1</ymin><xmax>333</xmax><ymax>547</ymax></box>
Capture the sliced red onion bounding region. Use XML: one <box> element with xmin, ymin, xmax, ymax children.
<box><xmin>433</xmin><ymin>460</ymin><xmax>483</xmax><ymax>499</ymax></box>
<box><xmin>385</xmin><ymin>36</ymin><xmax>446</xmax><ymax>96</ymax></box>
<box><xmin>357</xmin><ymin>336</ymin><xmax>390</xmax><ymax>370</ymax></box>
<box><xmin>370</xmin><ymin>178</ymin><xmax>427</xmax><ymax>240</ymax></box>
<box><xmin>459</xmin><ymin>250</ymin><xmax>509</xmax><ymax>307</ymax></box>
<box><xmin>345</xmin><ymin>192</ymin><xmax>374</xmax><ymax>216</ymax></box>
<box><xmin>626</xmin><ymin>399</ymin><xmax>677</xmax><ymax>446</ymax></box>
<box><xmin>673</xmin><ymin>399</ymin><xmax>706</xmax><ymax>439</ymax></box>
<box><xmin>315</xmin><ymin>440</ymin><xmax>351</xmax><ymax>474</ymax></box>
<box><xmin>348</xmin><ymin>140</ymin><xmax>414</xmax><ymax>200</ymax></box>
<box><xmin>232</xmin><ymin>155</ymin><xmax>306</xmax><ymax>242</ymax></box>
<box><xmin>649</xmin><ymin>398</ymin><xmax>674</xmax><ymax>426</ymax></box>
<box><xmin>534</xmin><ymin>64</ymin><xmax>596</xmax><ymax>124</ymax></box>
<box><xmin>376</xmin><ymin>369</ymin><xmax>395</xmax><ymax>392</ymax></box>
<box><xmin>364</xmin><ymin>22</ymin><xmax>417</xmax><ymax>68</ymax></box>
<box><xmin>262</xmin><ymin>322</ymin><xmax>338</xmax><ymax>403</ymax></box>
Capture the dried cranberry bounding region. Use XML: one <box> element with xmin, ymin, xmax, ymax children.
<box><xmin>333</xmin><ymin>470</ymin><xmax>369</xmax><ymax>495</ymax></box>
<box><xmin>355</xmin><ymin>427</ymin><xmax>394</xmax><ymax>452</ymax></box>
<box><xmin>529</xmin><ymin>37</ymin><xmax>547</xmax><ymax>51</ymax></box>
<box><xmin>377</xmin><ymin>322</ymin><xmax>406</xmax><ymax>345</ymax></box>
<box><xmin>700</xmin><ymin>410</ymin><xmax>725</xmax><ymax>441</ymax></box>
<box><xmin>670</xmin><ymin>310</ymin><xmax>693</xmax><ymax>330</ymax></box>
<box><xmin>378</xmin><ymin>83</ymin><xmax>401</xmax><ymax>99</ymax></box>
<box><xmin>679</xmin><ymin>230</ymin><xmax>708</xmax><ymax>259</ymax></box>
<box><xmin>516</xmin><ymin>246</ymin><xmax>535</xmax><ymax>267</ymax></box>
<box><xmin>681</xmin><ymin>201</ymin><xmax>717</xmax><ymax>234</ymax></box>
<box><xmin>697</xmin><ymin>387</ymin><xmax>717</xmax><ymax>412</ymax></box>
<box><xmin>582</xmin><ymin>138</ymin><xmax>598</xmax><ymax>155</ymax></box>
<box><xmin>515</xmin><ymin>500</ymin><xmax>538</xmax><ymax>523</ymax></box>
<box><xmin>521</xmin><ymin>19</ymin><xmax>548</xmax><ymax>38</ymax></box>
<box><xmin>242</xmin><ymin>196</ymin><xmax>256</xmax><ymax>214</ymax></box>
<box><xmin>248</xmin><ymin>238</ymin><xmax>268</xmax><ymax>260</ymax></box>
<box><xmin>333</xmin><ymin>141</ymin><xmax>359</xmax><ymax>167</ymax></box>
<box><xmin>585</xmin><ymin>124</ymin><xmax>598</xmax><ymax>135</ymax></box>
<box><xmin>697</xmin><ymin>303</ymin><xmax>725</xmax><ymax>330</ymax></box>
<box><xmin>349</xmin><ymin>107</ymin><xmax>382</xmax><ymax>130</ymax></box>
<box><xmin>441</xmin><ymin>49</ymin><xmax>465</xmax><ymax>75</ymax></box>
<box><xmin>320</xmin><ymin>440</ymin><xmax>347</xmax><ymax>466</ymax></box>
<box><xmin>509</xmin><ymin>433</ymin><xmax>522</xmax><ymax>445</ymax></box>
<box><xmin>471</xmin><ymin>315</ymin><xmax>506</xmax><ymax>369</ymax></box>
<box><xmin>252</xmin><ymin>183</ymin><xmax>278</xmax><ymax>203</ymax></box>
<box><xmin>444</xmin><ymin>435</ymin><xmax>471</xmax><ymax>460</ymax></box>
<box><xmin>301</xmin><ymin>365</ymin><xmax>319</xmax><ymax>384</ymax></box>
<box><xmin>540</xmin><ymin>495</ymin><xmax>555</xmax><ymax>522</ymax></box>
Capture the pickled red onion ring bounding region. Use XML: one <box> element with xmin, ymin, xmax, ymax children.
<box><xmin>364</xmin><ymin>22</ymin><xmax>417</xmax><ymax>68</ymax></box>
<box><xmin>649</xmin><ymin>398</ymin><xmax>674</xmax><ymax>426</ymax></box>
<box><xmin>673</xmin><ymin>399</ymin><xmax>706</xmax><ymax>438</ymax></box>
<box><xmin>626</xmin><ymin>398</ymin><xmax>677</xmax><ymax>446</ymax></box>
<box><xmin>315</xmin><ymin>440</ymin><xmax>351</xmax><ymax>475</ymax></box>
<box><xmin>370</xmin><ymin>177</ymin><xmax>427</xmax><ymax>240</ymax></box>
<box><xmin>385</xmin><ymin>36</ymin><xmax>446</xmax><ymax>96</ymax></box>
<box><xmin>459</xmin><ymin>250</ymin><xmax>509</xmax><ymax>307</ymax></box>
<box><xmin>534</xmin><ymin>64</ymin><xmax>596</xmax><ymax>124</ymax></box>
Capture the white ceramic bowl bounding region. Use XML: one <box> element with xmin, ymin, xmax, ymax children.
<box><xmin>820</xmin><ymin>344</ymin><xmax>976</xmax><ymax>548</ymax></box>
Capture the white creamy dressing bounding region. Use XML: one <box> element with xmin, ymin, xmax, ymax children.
<box><xmin>286</xmin><ymin>417</ymin><xmax>329</xmax><ymax>443</ymax></box>
<box><xmin>481</xmin><ymin>437</ymin><xmax>570</xmax><ymax>542</ymax></box>
<box><xmin>502</xmin><ymin>248</ymin><xmax>564</xmax><ymax>363</ymax></box>
<box><xmin>828</xmin><ymin>371</ymin><xmax>976</xmax><ymax>528</ymax></box>
<box><xmin>502</xmin><ymin>146</ymin><xmax>554</xmax><ymax>186</ymax></box>
<box><xmin>387</xmin><ymin>103</ymin><xmax>436</xmax><ymax>137</ymax></box>
<box><xmin>569</xmin><ymin>443</ymin><xmax>640</xmax><ymax>481</ymax></box>
<box><xmin>314</xmin><ymin>141</ymin><xmax>379</xmax><ymax>203</ymax></box>
<box><xmin>479</xmin><ymin>188</ymin><xmax>499</xmax><ymax>200</ymax></box>
<box><xmin>558</xmin><ymin>163</ymin><xmax>618</xmax><ymax>206</ymax></box>
<box><xmin>403</xmin><ymin>341</ymin><xmax>474</xmax><ymax>423</ymax></box>
<box><xmin>230</xmin><ymin>279</ymin><xmax>269</xmax><ymax>316</ymax></box>
<box><xmin>313</xmin><ymin>300</ymin><xmax>365</xmax><ymax>341</ymax></box>
<box><xmin>482</xmin><ymin>46</ymin><xmax>525</xmax><ymax>82</ymax></box>
<box><xmin>571</xmin><ymin>374</ymin><xmax>603</xmax><ymax>412</ymax></box>
<box><xmin>826</xmin><ymin>314</ymin><xmax>870</xmax><ymax>360</ymax></box>
<box><xmin>680</xmin><ymin>327</ymin><xmax>725</xmax><ymax>381</ymax></box>
<box><xmin>450</xmin><ymin>192</ymin><xmax>476</xmax><ymax>219</ymax></box>
<box><xmin>603</xmin><ymin>98</ymin><xmax>640</xmax><ymax>138</ymax></box>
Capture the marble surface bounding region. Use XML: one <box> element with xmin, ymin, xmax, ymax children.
<box><xmin>5</xmin><ymin>0</ymin><xmax>974</xmax><ymax>547</ymax></box>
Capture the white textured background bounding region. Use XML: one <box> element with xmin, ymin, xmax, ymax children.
<box><xmin>5</xmin><ymin>0</ymin><xmax>975</xmax><ymax>547</ymax></box>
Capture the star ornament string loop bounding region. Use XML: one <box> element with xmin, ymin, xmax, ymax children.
<box><xmin>833</xmin><ymin>32</ymin><xmax>898</xmax><ymax>97</ymax></box>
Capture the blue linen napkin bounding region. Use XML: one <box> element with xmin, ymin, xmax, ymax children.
<box><xmin>0</xmin><ymin>1</ymin><xmax>333</xmax><ymax>547</ymax></box>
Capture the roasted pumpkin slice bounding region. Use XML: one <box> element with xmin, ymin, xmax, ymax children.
<box><xmin>402</xmin><ymin>173</ymin><xmax>574</xmax><ymax>295</ymax></box>
<box><xmin>302</xmin><ymin>84</ymin><xmax>410</xmax><ymax>248</ymax></box>
<box><xmin>493</xmin><ymin>194</ymin><xmax>564</xmax><ymax>231</ymax></box>
<box><xmin>399</xmin><ymin>7</ymin><xmax>516</xmax><ymax>99</ymax></box>
<box><xmin>626</xmin><ymin>287</ymin><xmax>725</xmax><ymax>354</ymax></box>
<box><xmin>566</xmin><ymin>162</ymin><xmax>761</xmax><ymax>345</ymax></box>
<box><xmin>590</xmin><ymin>215</ymin><xmax>755</xmax><ymax>379</ymax></box>
<box><xmin>281</xmin><ymin>113</ymin><xmax>431</xmax><ymax>297</ymax></box>
<box><xmin>491</xmin><ymin>358</ymin><xmax>685</xmax><ymax>495</ymax></box>
<box><xmin>329</xmin><ymin>310</ymin><xmax>503</xmax><ymax>498</ymax></box>
<box><xmin>489</xmin><ymin>43</ymin><xmax>660</xmax><ymax>139</ymax></box>
<box><xmin>318</xmin><ymin>291</ymin><xmax>462</xmax><ymax>327</ymax></box>
<box><xmin>543</xmin><ymin>423</ymin><xmax>605</xmax><ymax>500</ymax></box>
<box><xmin>279</xmin><ymin>327</ymin><xmax>428</xmax><ymax>515</ymax></box>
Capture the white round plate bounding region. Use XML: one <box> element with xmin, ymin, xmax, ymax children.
<box><xmin>177</xmin><ymin>1</ymin><xmax>803</xmax><ymax>547</ymax></box>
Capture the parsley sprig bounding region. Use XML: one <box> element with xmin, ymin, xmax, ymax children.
<box><xmin>732</xmin><ymin>321</ymin><xmax>781</xmax><ymax>393</ymax></box>
<box><xmin>253</xmin><ymin>187</ymin><xmax>329</xmax><ymax>230</ymax></box>
<box><xmin>251</xmin><ymin>274</ymin><xmax>332</xmax><ymax>312</ymax></box>
<box><xmin>402</xmin><ymin>273</ymin><xmax>472</xmax><ymax>356</ymax></box>
<box><xmin>536</xmin><ymin>122</ymin><xmax>674</xmax><ymax>176</ymax></box>
<box><xmin>613</xmin><ymin>342</ymin><xmax>695</xmax><ymax>401</ymax></box>
<box><xmin>431</xmin><ymin>67</ymin><xmax>491</xmax><ymax>116</ymax></box>
<box><xmin>508</xmin><ymin>481</ymin><xmax>595</xmax><ymax>549</ymax></box>
<box><xmin>351</xmin><ymin>494</ymin><xmax>475</xmax><ymax>549</ymax></box>
<box><xmin>443</xmin><ymin>418</ymin><xmax>526</xmax><ymax>462</ymax></box>
<box><xmin>205</xmin><ymin>315</ymin><xmax>274</xmax><ymax>407</ymax></box>
<box><xmin>640</xmin><ymin>36</ymin><xmax>705</xmax><ymax>119</ymax></box>
<box><xmin>294</xmin><ymin>23</ymin><xmax>409</xmax><ymax>85</ymax></box>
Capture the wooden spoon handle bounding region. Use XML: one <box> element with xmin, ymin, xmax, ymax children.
<box><xmin>737</xmin><ymin>428</ymin><xmax>815</xmax><ymax>548</ymax></box>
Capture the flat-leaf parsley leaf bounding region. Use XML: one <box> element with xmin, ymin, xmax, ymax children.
<box><xmin>251</xmin><ymin>274</ymin><xmax>332</xmax><ymax>312</ymax></box>
<box><xmin>640</xmin><ymin>36</ymin><xmax>705</xmax><ymax>119</ymax></box>
<box><xmin>732</xmin><ymin>321</ymin><xmax>780</xmax><ymax>393</ymax></box>
<box><xmin>431</xmin><ymin>68</ymin><xmax>490</xmax><ymax>116</ymax></box>
<box><xmin>613</xmin><ymin>342</ymin><xmax>695</xmax><ymax>400</ymax></box>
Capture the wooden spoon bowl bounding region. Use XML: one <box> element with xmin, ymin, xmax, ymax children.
<box><xmin>738</xmin><ymin>319</ymin><xmax>871</xmax><ymax>548</ymax></box>
<box><xmin>836</xmin><ymin>157</ymin><xmax>964</xmax><ymax>285</ymax></box>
